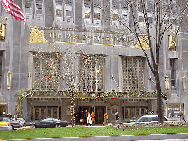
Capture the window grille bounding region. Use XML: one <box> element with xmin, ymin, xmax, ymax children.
<box><xmin>122</xmin><ymin>57</ymin><xmax>145</xmax><ymax>92</ymax></box>
<box><xmin>33</xmin><ymin>52</ymin><xmax>61</xmax><ymax>90</ymax></box>
<box><xmin>78</xmin><ymin>55</ymin><xmax>105</xmax><ymax>92</ymax></box>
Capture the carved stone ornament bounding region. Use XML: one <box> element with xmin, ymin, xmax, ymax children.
<box><xmin>132</xmin><ymin>35</ymin><xmax>150</xmax><ymax>49</ymax></box>
<box><xmin>168</xmin><ymin>35</ymin><xmax>176</xmax><ymax>49</ymax></box>
<box><xmin>30</xmin><ymin>26</ymin><xmax>48</xmax><ymax>43</ymax></box>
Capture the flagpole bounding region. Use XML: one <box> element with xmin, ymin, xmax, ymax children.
<box><xmin>0</xmin><ymin>17</ymin><xmax>8</xmax><ymax>23</ymax></box>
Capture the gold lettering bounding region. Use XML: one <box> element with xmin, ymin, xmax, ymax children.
<box><xmin>58</xmin><ymin>33</ymin><xmax>61</xmax><ymax>39</ymax></box>
<box><xmin>67</xmin><ymin>34</ymin><xmax>72</xmax><ymax>39</ymax></box>
<box><xmin>88</xmin><ymin>35</ymin><xmax>92</xmax><ymax>41</ymax></box>
<box><xmin>97</xmin><ymin>36</ymin><xmax>100</xmax><ymax>41</ymax></box>
<box><xmin>49</xmin><ymin>32</ymin><xmax>52</xmax><ymax>38</ymax></box>
<box><xmin>106</xmin><ymin>36</ymin><xmax>110</xmax><ymax>41</ymax></box>
<box><xmin>73</xmin><ymin>34</ymin><xmax>78</xmax><ymax>39</ymax></box>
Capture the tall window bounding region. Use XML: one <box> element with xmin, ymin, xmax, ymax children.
<box><xmin>121</xmin><ymin>1</ymin><xmax>128</xmax><ymax>22</ymax></box>
<box><xmin>122</xmin><ymin>57</ymin><xmax>145</xmax><ymax>92</ymax></box>
<box><xmin>35</xmin><ymin>0</ymin><xmax>43</xmax><ymax>14</ymax></box>
<box><xmin>55</xmin><ymin>0</ymin><xmax>63</xmax><ymax>17</ymax></box>
<box><xmin>112</xmin><ymin>0</ymin><xmax>119</xmax><ymax>21</ymax></box>
<box><xmin>33</xmin><ymin>53</ymin><xmax>61</xmax><ymax>90</ymax></box>
<box><xmin>94</xmin><ymin>0</ymin><xmax>101</xmax><ymax>20</ymax></box>
<box><xmin>0</xmin><ymin>51</ymin><xmax>3</xmax><ymax>91</ymax></box>
<box><xmin>25</xmin><ymin>0</ymin><xmax>33</xmax><ymax>13</ymax></box>
<box><xmin>78</xmin><ymin>55</ymin><xmax>105</xmax><ymax>92</ymax></box>
<box><xmin>170</xmin><ymin>59</ymin><xmax>176</xmax><ymax>88</ymax></box>
<box><xmin>84</xmin><ymin>0</ymin><xmax>91</xmax><ymax>19</ymax></box>
<box><xmin>65</xmin><ymin>0</ymin><xmax>72</xmax><ymax>17</ymax></box>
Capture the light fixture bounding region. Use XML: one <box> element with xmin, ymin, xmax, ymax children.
<box><xmin>182</xmin><ymin>75</ymin><xmax>187</xmax><ymax>91</ymax></box>
<box><xmin>165</xmin><ymin>75</ymin><xmax>169</xmax><ymax>90</ymax></box>
<box><xmin>7</xmin><ymin>70</ymin><xmax>12</xmax><ymax>91</ymax></box>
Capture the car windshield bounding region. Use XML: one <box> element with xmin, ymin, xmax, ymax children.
<box><xmin>2</xmin><ymin>117</ymin><xmax>10</xmax><ymax>122</ymax></box>
<box><xmin>136</xmin><ymin>117</ymin><xmax>149</xmax><ymax>122</ymax></box>
<box><xmin>136</xmin><ymin>115</ymin><xmax>168</xmax><ymax>122</ymax></box>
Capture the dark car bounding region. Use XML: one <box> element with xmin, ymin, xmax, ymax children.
<box><xmin>25</xmin><ymin>118</ymin><xmax>68</xmax><ymax>128</ymax></box>
<box><xmin>0</xmin><ymin>117</ymin><xmax>22</xmax><ymax>130</ymax></box>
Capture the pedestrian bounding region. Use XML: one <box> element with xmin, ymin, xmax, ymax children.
<box><xmin>87</xmin><ymin>112</ymin><xmax>92</xmax><ymax>126</ymax></box>
<box><xmin>91</xmin><ymin>111</ymin><xmax>95</xmax><ymax>125</ymax></box>
<box><xmin>181</xmin><ymin>112</ymin><xmax>186</xmax><ymax>122</ymax></box>
<box><xmin>84</xmin><ymin>110</ymin><xmax>88</xmax><ymax>126</ymax></box>
<box><xmin>103</xmin><ymin>113</ymin><xmax>108</xmax><ymax>125</ymax></box>
<box><xmin>115</xmin><ymin>111</ymin><xmax>119</xmax><ymax>122</ymax></box>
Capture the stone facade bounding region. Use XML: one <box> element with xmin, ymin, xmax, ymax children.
<box><xmin>0</xmin><ymin>0</ymin><xmax>187</xmax><ymax>123</ymax></box>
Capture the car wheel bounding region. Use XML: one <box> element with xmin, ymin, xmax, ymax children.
<box><xmin>11</xmin><ymin>126</ymin><xmax>15</xmax><ymax>130</ymax></box>
<box><xmin>55</xmin><ymin>124</ymin><xmax>59</xmax><ymax>128</ymax></box>
<box><xmin>31</xmin><ymin>124</ymin><xmax>36</xmax><ymax>128</ymax></box>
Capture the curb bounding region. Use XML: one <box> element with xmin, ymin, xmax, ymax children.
<box><xmin>3</xmin><ymin>133</ymin><xmax>188</xmax><ymax>141</ymax></box>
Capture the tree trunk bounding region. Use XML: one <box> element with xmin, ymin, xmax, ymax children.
<box><xmin>155</xmin><ymin>71</ymin><xmax>163</xmax><ymax>123</ymax></box>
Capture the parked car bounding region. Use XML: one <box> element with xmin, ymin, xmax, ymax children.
<box><xmin>123</xmin><ymin>115</ymin><xmax>171</xmax><ymax>126</ymax></box>
<box><xmin>25</xmin><ymin>117</ymin><xmax>68</xmax><ymax>128</ymax></box>
<box><xmin>129</xmin><ymin>115</ymin><xmax>142</xmax><ymax>122</ymax></box>
<box><xmin>0</xmin><ymin>119</ymin><xmax>12</xmax><ymax>131</ymax></box>
<box><xmin>0</xmin><ymin>117</ymin><xmax>22</xmax><ymax>130</ymax></box>
<box><xmin>17</xmin><ymin>118</ymin><xmax>26</xmax><ymax>126</ymax></box>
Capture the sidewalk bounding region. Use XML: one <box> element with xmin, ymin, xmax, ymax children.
<box><xmin>67</xmin><ymin>124</ymin><xmax>106</xmax><ymax>127</ymax></box>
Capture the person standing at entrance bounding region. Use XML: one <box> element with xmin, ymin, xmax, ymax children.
<box><xmin>91</xmin><ymin>111</ymin><xmax>95</xmax><ymax>125</ymax></box>
<box><xmin>84</xmin><ymin>110</ymin><xmax>88</xmax><ymax>126</ymax></box>
<box><xmin>87</xmin><ymin>112</ymin><xmax>92</xmax><ymax>126</ymax></box>
<box><xmin>103</xmin><ymin>113</ymin><xmax>108</xmax><ymax>125</ymax></box>
<box><xmin>115</xmin><ymin>111</ymin><xmax>119</xmax><ymax>122</ymax></box>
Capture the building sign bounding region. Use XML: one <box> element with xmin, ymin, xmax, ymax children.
<box><xmin>30</xmin><ymin>27</ymin><xmax>138</xmax><ymax>47</ymax></box>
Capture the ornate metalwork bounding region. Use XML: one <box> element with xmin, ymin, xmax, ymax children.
<box><xmin>30</xmin><ymin>26</ymin><xmax>48</xmax><ymax>43</ymax></box>
<box><xmin>132</xmin><ymin>35</ymin><xmax>150</xmax><ymax>49</ymax></box>
<box><xmin>0</xmin><ymin>24</ymin><xmax>5</xmax><ymax>40</ymax></box>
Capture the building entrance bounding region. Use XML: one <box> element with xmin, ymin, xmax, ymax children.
<box><xmin>95</xmin><ymin>106</ymin><xmax>105</xmax><ymax>124</ymax></box>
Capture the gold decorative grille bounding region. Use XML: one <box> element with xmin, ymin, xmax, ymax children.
<box><xmin>78</xmin><ymin>54</ymin><xmax>105</xmax><ymax>92</ymax></box>
<box><xmin>122</xmin><ymin>56</ymin><xmax>145</xmax><ymax>92</ymax></box>
<box><xmin>33</xmin><ymin>52</ymin><xmax>61</xmax><ymax>90</ymax></box>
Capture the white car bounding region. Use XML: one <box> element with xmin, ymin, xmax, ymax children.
<box><xmin>123</xmin><ymin>115</ymin><xmax>170</xmax><ymax>126</ymax></box>
<box><xmin>17</xmin><ymin>118</ymin><xmax>26</xmax><ymax>126</ymax></box>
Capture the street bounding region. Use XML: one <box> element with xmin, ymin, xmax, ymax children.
<box><xmin>5</xmin><ymin>133</ymin><xmax>188</xmax><ymax>141</ymax></box>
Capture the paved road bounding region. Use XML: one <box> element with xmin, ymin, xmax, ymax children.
<box><xmin>5</xmin><ymin>133</ymin><xmax>188</xmax><ymax>141</ymax></box>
